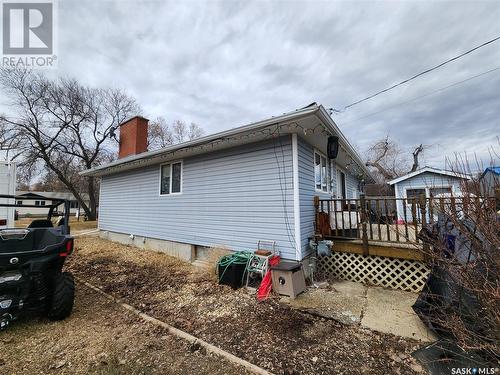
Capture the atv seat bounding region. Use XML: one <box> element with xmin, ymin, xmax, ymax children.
<box><xmin>28</xmin><ymin>220</ymin><xmax>53</xmax><ymax>228</ymax></box>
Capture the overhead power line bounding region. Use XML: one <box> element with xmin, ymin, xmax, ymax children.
<box><xmin>342</xmin><ymin>66</ymin><xmax>500</xmax><ymax>124</ymax></box>
<box><xmin>331</xmin><ymin>35</ymin><xmax>500</xmax><ymax>113</ymax></box>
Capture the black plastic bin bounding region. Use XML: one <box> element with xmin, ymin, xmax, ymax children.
<box><xmin>218</xmin><ymin>262</ymin><xmax>247</xmax><ymax>289</ymax></box>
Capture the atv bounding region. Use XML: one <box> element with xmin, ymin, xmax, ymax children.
<box><xmin>0</xmin><ymin>195</ymin><xmax>75</xmax><ymax>330</ymax></box>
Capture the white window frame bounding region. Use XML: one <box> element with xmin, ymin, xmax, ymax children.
<box><xmin>337</xmin><ymin>167</ymin><xmax>347</xmax><ymax>199</ymax></box>
<box><xmin>314</xmin><ymin>149</ymin><xmax>329</xmax><ymax>193</ymax></box>
<box><xmin>159</xmin><ymin>160</ymin><xmax>183</xmax><ymax>196</ymax></box>
<box><xmin>403</xmin><ymin>186</ymin><xmax>428</xmax><ymax>200</ymax></box>
<box><xmin>429</xmin><ymin>186</ymin><xmax>453</xmax><ymax>197</ymax></box>
<box><xmin>330</xmin><ymin>162</ymin><xmax>336</xmax><ymax>194</ymax></box>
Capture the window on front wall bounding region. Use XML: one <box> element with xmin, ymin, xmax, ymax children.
<box><xmin>314</xmin><ymin>150</ymin><xmax>328</xmax><ymax>192</ymax></box>
<box><xmin>430</xmin><ymin>187</ymin><xmax>452</xmax><ymax>197</ymax></box>
<box><xmin>337</xmin><ymin>170</ymin><xmax>346</xmax><ymax>199</ymax></box>
<box><xmin>160</xmin><ymin>161</ymin><xmax>182</xmax><ymax>195</ymax></box>
<box><xmin>406</xmin><ymin>188</ymin><xmax>425</xmax><ymax>200</ymax></box>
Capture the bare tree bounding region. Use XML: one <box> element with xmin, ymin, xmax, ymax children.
<box><xmin>187</xmin><ymin>121</ymin><xmax>204</xmax><ymax>140</ymax></box>
<box><xmin>410</xmin><ymin>144</ymin><xmax>424</xmax><ymax>173</ymax></box>
<box><xmin>0</xmin><ymin>68</ymin><xmax>139</xmax><ymax>220</ymax></box>
<box><xmin>0</xmin><ymin>118</ymin><xmax>22</xmax><ymax>160</ymax></box>
<box><xmin>365</xmin><ymin>135</ymin><xmax>426</xmax><ymax>182</ymax></box>
<box><xmin>148</xmin><ymin>117</ymin><xmax>174</xmax><ymax>149</ymax></box>
<box><xmin>148</xmin><ymin>117</ymin><xmax>204</xmax><ymax>150</ymax></box>
<box><xmin>417</xmin><ymin>159</ymin><xmax>499</xmax><ymax>361</ymax></box>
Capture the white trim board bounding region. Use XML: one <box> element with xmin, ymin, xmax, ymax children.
<box><xmin>291</xmin><ymin>133</ymin><xmax>302</xmax><ymax>261</ymax></box>
<box><xmin>388</xmin><ymin>167</ymin><xmax>470</xmax><ymax>185</ymax></box>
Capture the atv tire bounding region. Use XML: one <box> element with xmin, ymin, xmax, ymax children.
<box><xmin>47</xmin><ymin>272</ymin><xmax>75</xmax><ymax>321</ymax></box>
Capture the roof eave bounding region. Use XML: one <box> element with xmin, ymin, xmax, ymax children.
<box><xmin>80</xmin><ymin>105</ymin><xmax>321</xmax><ymax>177</ymax></box>
<box><xmin>388</xmin><ymin>167</ymin><xmax>471</xmax><ymax>185</ymax></box>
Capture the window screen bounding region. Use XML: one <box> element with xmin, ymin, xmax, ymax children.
<box><xmin>160</xmin><ymin>164</ymin><xmax>171</xmax><ymax>195</ymax></box>
<box><xmin>171</xmin><ymin>163</ymin><xmax>182</xmax><ymax>193</ymax></box>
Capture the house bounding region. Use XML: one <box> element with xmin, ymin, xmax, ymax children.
<box><xmin>14</xmin><ymin>191</ymin><xmax>90</xmax><ymax>217</ymax></box>
<box><xmin>81</xmin><ymin>103</ymin><xmax>373</xmax><ymax>262</ymax></box>
<box><xmin>388</xmin><ymin>166</ymin><xmax>470</xmax><ymax>222</ymax></box>
<box><xmin>480</xmin><ymin>167</ymin><xmax>500</xmax><ymax>198</ymax></box>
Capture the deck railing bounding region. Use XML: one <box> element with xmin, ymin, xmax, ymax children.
<box><xmin>314</xmin><ymin>194</ymin><xmax>496</xmax><ymax>248</ymax></box>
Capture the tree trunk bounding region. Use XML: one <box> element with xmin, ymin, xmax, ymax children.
<box><xmin>86</xmin><ymin>176</ymin><xmax>97</xmax><ymax>221</ymax></box>
<box><xmin>410</xmin><ymin>144</ymin><xmax>424</xmax><ymax>173</ymax></box>
<box><xmin>41</xmin><ymin>157</ymin><xmax>95</xmax><ymax>220</ymax></box>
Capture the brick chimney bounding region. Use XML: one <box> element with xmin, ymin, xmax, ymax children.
<box><xmin>118</xmin><ymin>116</ymin><xmax>149</xmax><ymax>158</ymax></box>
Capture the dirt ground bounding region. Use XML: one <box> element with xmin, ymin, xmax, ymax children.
<box><xmin>59</xmin><ymin>236</ymin><xmax>426</xmax><ymax>375</ymax></box>
<box><xmin>0</xmin><ymin>283</ymin><xmax>248</xmax><ymax>375</ymax></box>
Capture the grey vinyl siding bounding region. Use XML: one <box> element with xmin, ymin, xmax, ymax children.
<box><xmin>346</xmin><ymin>172</ymin><xmax>359</xmax><ymax>198</ymax></box>
<box><xmin>297</xmin><ymin>137</ymin><xmax>362</xmax><ymax>257</ymax></box>
<box><xmin>99</xmin><ymin>137</ymin><xmax>298</xmax><ymax>259</ymax></box>
<box><xmin>297</xmin><ymin>137</ymin><xmax>331</xmax><ymax>257</ymax></box>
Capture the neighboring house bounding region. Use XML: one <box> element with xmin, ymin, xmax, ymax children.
<box><xmin>82</xmin><ymin>103</ymin><xmax>373</xmax><ymax>262</ymax></box>
<box><xmin>480</xmin><ymin>167</ymin><xmax>500</xmax><ymax>197</ymax></box>
<box><xmin>388</xmin><ymin>166</ymin><xmax>470</xmax><ymax>222</ymax></box>
<box><xmin>15</xmin><ymin>191</ymin><xmax>89</xmax><ymax>217</ymax></box>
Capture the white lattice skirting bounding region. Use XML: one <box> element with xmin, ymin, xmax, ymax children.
<box><xmin>317</xmin><ymin>252</ymin><xmax>430</xmax><ymax>293</ymax></box>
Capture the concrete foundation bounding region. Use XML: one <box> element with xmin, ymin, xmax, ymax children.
<box><xmin>99</xmin><ymin>230</ymin><xmax>194</xmax><ymax>262</ymax></box>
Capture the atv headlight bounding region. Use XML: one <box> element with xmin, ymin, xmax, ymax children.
<box><xmin>0</xmin><ymin>300</ymin><xmax>12</xmax><ymax>309</ymax></box>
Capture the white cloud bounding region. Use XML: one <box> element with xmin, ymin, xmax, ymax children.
<box><xmin>3</xmin><ymin>0</ymin><xmax>500</xmax><ymax>169</ymax></box>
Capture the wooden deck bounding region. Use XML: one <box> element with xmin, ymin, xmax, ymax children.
<box><xmin>325</xmin><ymin>237</ymin><xmax>424</xmax><ymax>261</ymax></box>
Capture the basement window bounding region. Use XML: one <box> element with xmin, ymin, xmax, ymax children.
<box><xmin>160</xmin><ymin>161</ymin><xmax>183</xmax><ymax>195</ymax></box>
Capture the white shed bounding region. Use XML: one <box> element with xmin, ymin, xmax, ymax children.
<box><xmin>388</xmin><ymin>167</ymin><xmax>470</xmax><ymax>222</ymax></box>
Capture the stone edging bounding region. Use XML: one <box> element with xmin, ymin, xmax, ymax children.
<box><xmin>76</xmin><ymin>277</ymin><xmax>273</xmax><ymax>375</ymax></box>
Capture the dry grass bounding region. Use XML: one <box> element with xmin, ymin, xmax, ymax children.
<box><xmin>204</xmin><ymin>246</ymin><xmax>232</xmax><ymax>281</ymax></box>
<box><xmin>66</xmin><ymin>235</ymin><xmax>424</xmax><ymax>375</ymax></box>
<box><xmin>0</xmin><ymin>285</ymin><xmax>246</xmax><ymax>375</ymax></box>
<box><xmin>14</xmin><ymin>217</ymin><xmax>97</xmax><ymax>232</ymax></box>
<box><xmin>75</xmin><ymin>236</ymin><xmax>192</xmax><ymax>271</ymax></box>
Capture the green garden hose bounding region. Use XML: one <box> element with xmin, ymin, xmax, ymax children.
<box><xmin>217</xmin><ymin>251</ymin><xmax>253</xmax><ymax>285</ymax></box>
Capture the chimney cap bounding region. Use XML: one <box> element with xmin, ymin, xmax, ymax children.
<box><xmin>119</xmin><ymin>115</ymin><xmax>149</xmax><ymax>127</ymax></box>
